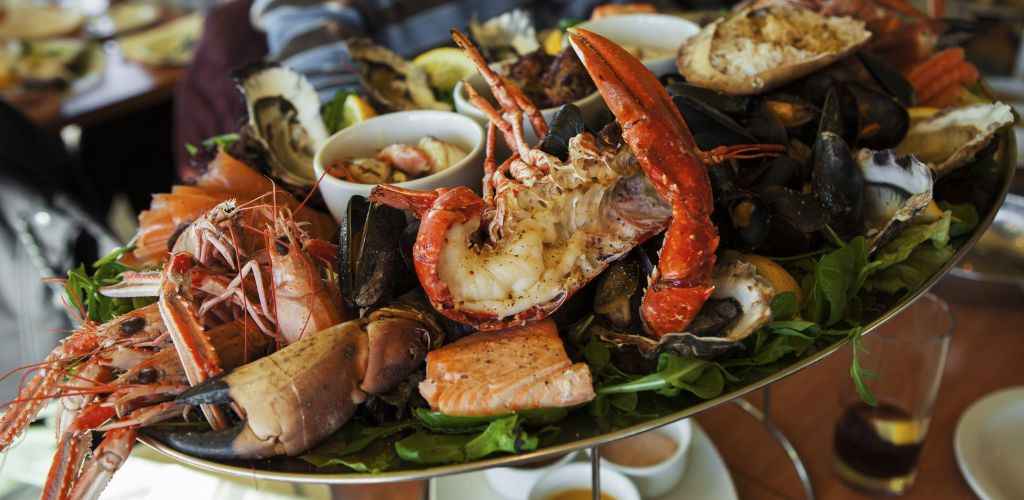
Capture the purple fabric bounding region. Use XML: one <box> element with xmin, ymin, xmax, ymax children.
<box><xmin>173</xmin><ymin>0</ymin><xmax>268</xmax><ymax>179</ymax></box>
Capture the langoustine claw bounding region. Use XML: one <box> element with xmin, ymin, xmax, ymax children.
<box><xmin>155</xmin><ymin>300</ymin><xmax>443</xmax><ymax>459</ymax></box>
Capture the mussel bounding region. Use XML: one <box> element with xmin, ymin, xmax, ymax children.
<box><xmin>848</xmin><ymin>84</ymin><xmax>909</xmax><ymax>150</ymax></box>
<box><xmin>539</xmin><ymin>104</ymin><xmax>586</xmax><ymax>161</ymax></box>
<box><xmin>812</xmin><ymin>87</ymin><xmax>864</xmax><ymax>241</ymax></box>
<box><xmin>339</xmin><ymin>195</ymin><xmax>409</xmax><ymax>309</ymax></box>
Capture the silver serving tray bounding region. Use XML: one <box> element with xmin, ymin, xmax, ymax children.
<box><xmin>139</xmin><ymin>128</ymin><xmax>1018</xmax><ymax>484</ymax></box>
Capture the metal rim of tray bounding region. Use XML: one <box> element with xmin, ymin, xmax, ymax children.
<box><xmin>138</xmin><ymin>128</ymin><xmax>1018</xmax><ymax>485</ymax></box>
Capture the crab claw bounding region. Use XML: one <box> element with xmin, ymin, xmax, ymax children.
<box><xmin>156</xmin><ymin>304</ymin><xmax>442</xmax><ymax>460</ymax></box>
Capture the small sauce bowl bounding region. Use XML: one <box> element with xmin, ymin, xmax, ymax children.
<box><xmin>587</xmin><ymin>418</ymin><xmax>693</xmax><ymax>498</ymax></box>
<box><xmin>575</xmin><ymin>14</ymin><xmax>701</xmax><ymax>77</ymax></box>
<box><xmin>528</xmin><ymin>462</ymin><xmax>640</xmax><ymax>500</ymax></box>
<box><xmin>483</xmin><ymin>451</ymin><xmax>578</xmax><ymax>499</ymax></box>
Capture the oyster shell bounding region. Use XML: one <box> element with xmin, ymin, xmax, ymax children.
<box><xmin>233</xmin><ymin>62</ymin><xmax>328</xmax><ymax>192</ymax></box>
<box><xmin>676</xmin><ymin>4</ymin><xmax>871</xmax><ymax>95</ymax></box>
<box><xmin>347</xmin><ymin>38</ymin><xmax>451</xmax><ymax>113</ymax></box>
<box><xmin>468</xmin><ymin>8</ymin><xmax>539</xmax><ymax>62</ymax></box>
<box><xmin>896</xmin><ymin>103</ymin><xmax>1014</xmax><ymax>176</ymax></box>
<box><xmin>857</xmin><ymin>149</ymin><xmax>934</xmax><ymax>252</ymax></box>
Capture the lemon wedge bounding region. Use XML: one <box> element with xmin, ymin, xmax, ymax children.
<box><xmin>413</xmin><ymin>47</ymin><xmax>476</xmax><ymax>92</ymax></box>
<box><xmin>342</xmin><ymin>94</ymin><xmax>377</xmax><ymax>129</ymax></box>
<box><xmin>541</xmin><ymin>29</ymin><xmax>564</xmax><ymax>55</ymax></box>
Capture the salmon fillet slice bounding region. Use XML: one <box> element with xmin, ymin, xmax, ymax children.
<box><xmin>420</xmin><ymin>318</ymin><xmax>595</xmax><ymax>416</ymax></box>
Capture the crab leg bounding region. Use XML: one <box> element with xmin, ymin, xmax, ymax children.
<box><xmin>568</xmin><ymin>28</ymin><xmax>782</xmax><ymax>337</ymax></box>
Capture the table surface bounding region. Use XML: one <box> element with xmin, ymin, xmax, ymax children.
<box><xmin>0</xmin><ymin>20</ymin><xmax>185</xmax><ymax>131</ymax></box>
<box><xmin>327</xmin><ymin>274</ymin><xmax>1024</xmax><ymax>500</ymax></box>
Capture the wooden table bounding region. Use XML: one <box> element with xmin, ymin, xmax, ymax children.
<box><xmin>2</xmin><ymin>44</ymin><xmax>183</xmax><ymax>131</ymax></box>
<box><xmin>332</xmin><ymin>275</ymin><xmax>1024</xmax><ymax>500</ymax></box>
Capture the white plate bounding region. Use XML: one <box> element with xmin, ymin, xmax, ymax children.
<box><xmin>429</xmin><ymin>422</ymin><xmax>737</xmax><ymax>500</ymax></box>
<box><xmin>954</xmin><ymin>386</ymin><xmax>1024</xmax><ymax>500</ymax></box>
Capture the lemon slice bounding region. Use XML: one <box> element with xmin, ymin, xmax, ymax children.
<box><xmin>342</xmin><ymin>94</ymin><xmax>377</xmax><ymax>129</ymax></box>
<box><xmin>413</xmin><ymin>47</ymin><xmax>476</xmax><ymax>92</ymax></box>
<box><xmin>541</xmin><ymin>29</ymin><xmax>564</xmax><ymax>55</ymax></box>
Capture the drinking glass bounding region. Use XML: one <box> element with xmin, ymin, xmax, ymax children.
<box><xmin>831</xmin><ymin>293</ymin><xmax>954</xmax><ymax>496</ymax></box>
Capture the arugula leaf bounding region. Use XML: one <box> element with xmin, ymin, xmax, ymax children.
<box><xmin>413</xmin><ymin>407</ymin><xmax>568</xmax><ymax>432</ymax></box>
<box><xmin>322</xmin><ymin>89</ymin><xmax>352</xmax><ymax>134</ymax></box>
<box><xmin>865</xmin><ymin>243</ymin><xmax>955</xmax><ymax>295</ymax></box>
<box><xmin>558</xmin><ymin>18</ymin><xmax>583</xmax><ymax>32</ymax></box>
<box><xmin>395</xmin><ymin>415</ymin><xmax>538</xmax><ymax>465</ymax></box>
<box><xmin>938</xmin><ymin>201</ymin><xmax>979</xmax><ymax>239</ymax></box>
<box><xmin>302</xmin><ymin>421</ymin><xmax>417</xmax><ymax>471</ymax></box>
<box><xmin>847</xmin><ymin>328</ymin><xmax>879</xmax><ymax>406</ymax></box>
<box><xmin>872</xmin><ymin>212</ymin><xmax>951</xmax><ymax>271</ymax></box>
<box><xmin>770</xmin><ymin>291</ymin><xmax>797</xmax><ymax>320</ymax></box>
<box><xmin>802</xmin><ymin>237</ymin><xmax>867</xmax><ymax>327</ymax></box>
<box><xmin>598</xmin><ymin>354</ymin><xmax>725</xmax><ymax>400</ymax></box>
<box><xmin>65</xmin><ymin>244</ymin><xmax>154</xmax><ymax>322</ymax></box>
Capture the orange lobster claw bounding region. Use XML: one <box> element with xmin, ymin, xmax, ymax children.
<box><xmin>568</xmin><ymin>28</ymin><xmax>780</xmax><ymax>337</ymax></box>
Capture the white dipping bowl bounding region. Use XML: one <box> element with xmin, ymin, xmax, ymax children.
<box><xmin>587</xmin><ymin>419</ymin><xmax>693</xmax><ymax>498</ymax></box>
<box><xmin>483</xmin><ymin>451</ymin><xmax>578</xmax><ymax>500</ymax></box>
<box><xmin>575</xmin><ymin>14</ymin><xmax>700</xmax><ymax>76</ymax></box>
<box><xmin>453</xmin><ymin>67</ymin><xmax>606</xmax><ymax>146</ymax></box>
<box><xmin>528</xmin><ymin>462</ymin><xmax>640</xmax><ymax>500</ymax></box>
<box><xmin>313</xmin><ymin>110</ymin><xmax>485</xmax><ymax>223</ymax></box>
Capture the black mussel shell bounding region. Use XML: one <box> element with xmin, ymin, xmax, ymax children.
<box><xmin>818</xmin><ymin>86</ymin><xmax>860</xmax><ymax>147</ymax></box>
<box><xmin>707</xmin><ymin>162</ymin><xmax>739</xmax><ymax>197</ymax></box>
<box><xmin>857</xmin><ymin>51</ymin><xmax>915</xmax><ymax>108</ymax></box>
<box><xmin>753</xmin><ymin>185</ymin><xmax>829</xmax><ymax>256</ymax></box>
<box><xmin>747</xmin><ymin>156</ymin><xmax>805</xmax><ymax>190</ymax></box>
<box><xmin>848</xmin><ymin>83</ymin><xmax>909</xmax><ymax>150</ymax></box>
<box><xmin>399</xmin><ymin>219</ymin><xmax>420</xmax><ymax>272</ymax></box>
<box><xmin>539</xmin><ymin>104</ymin><xmax>585</xmax><ymax>161</ymax></box>
<box><xmin>717</xmin><ymin>190</ymin><xmax>771</xmax><ymax>252</ymax></box>
<box><xmin>764</xmin><ymin>93</ymin><xmax>820</xmax><ymax>129</ymax></box>
<box><xmin>594</xmin><ymin>257</ymin><xmax>640</xmax><ymax>328</ymax></box>
<box><xmin>673</xmin><ymin>95</ymin><xmax>756</xmax><ymax>150</ymax></box>
<box><xmin>812</xmin><ymin>131</ymin><xmax>864</xmax><ymax>241</ymax></box>
<box><xmin>339</xmin><ymin>195</ymin><xmax>408</xmax><ymax>309</ymax></box>
<box><xmin>667</xmin><ymin>82</ymin><xmax>748</xmax><ymax>115</ymax></box>
<box><xmin>743</xmin><ymin>100</ymin><xmax>788</xmax><ymax>146</ymax></box>
<box><xmin>659</xmin><ymin>72</ymin><xmax>686</xmax><ymax>87</ymax></box>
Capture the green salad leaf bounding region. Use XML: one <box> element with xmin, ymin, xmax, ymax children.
<box><xmin>322</xmin><ymin>89</ymin><xmax>352</xmax><ymax>134</ymax></box>
<box><xmin>598</xmin><ymin>354</ymin><xmax>725</xmax><ymax>400</ymax></box>
<box><xmin>414</xmin><ymin>407</ymin><xmax>568</xmax><ymax>432</ymax></box>
<box><xmin>395</xmin><ymin>415</ymin><xmax>539</xmax><ymax>465</ymax></box>
<box><xmin>301</xmin><ymin>421</ymin><xmax>418</xmax><ymax>471</ymax></box>
<box><xmin>65</xmin><ymin>244</ymin><xmax>154</xmax><ymax>323</ymax></box>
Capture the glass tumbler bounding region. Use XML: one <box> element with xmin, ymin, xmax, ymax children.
<box><xmin>831</xmin><ymin>293</ymin><xmax>954</xmax><ymax>496</ymax></box>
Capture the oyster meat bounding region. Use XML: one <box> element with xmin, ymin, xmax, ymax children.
<box><xmin>233</xmin><ymin>63</ymin><xmax>328</xmax><ymax>192</ymax></box>
<box><xmin>677</xmin><ymin>4</ymin><xmax>871</xmax><ymax>95</ymax></box>
<box><xmin>896</xmin><ymin>102</ymin><xmax>1014</xmax><ymax>176</ymax></box>
<box><xmin>857</xmin><ymin>148</ymin><xmax>934</xmax><ymax>252</ymax></box>
<box><xmin>348</xmin><ymin>38</ymin><xmax>451</xmax><ymax>113</ymax></box>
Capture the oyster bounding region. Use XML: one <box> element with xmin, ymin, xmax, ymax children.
<box><xmin>896</xmin><ymin>103</ymin><xmax>1014</xmax><ymax>176</ymax></box>
<box><xmin>233</xmin><ymin>63</ymin><xmax>328</xmax><ymax>192</ymax></box>
<box><xmin>347</xmin><ymin>38</ymin><xmax>451</xmax><ymax>113</ymax></box>
<box><xmin>595</xmin><ymin>261</ymin><xmax>775</xmax><ymax>361</ymax></box>
<box><xmin>677</xmin><ymin>4</ymin><xmax>871</xmax><ymax>95</ymax></box>
<box><xmin>857</xmin><ymin>149</ymin><xmax>934</xmax><ymax>252</ymax></box>
<box><xmin>468</xmin><ymin>8</ymin><xmax>539</xmax><ymax>62</ymax></box>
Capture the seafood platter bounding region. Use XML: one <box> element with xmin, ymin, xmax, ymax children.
<box><xmin>0</xmin><ymin>1</ymin><xmax>1017</xmax><ymax>495</ymax></box>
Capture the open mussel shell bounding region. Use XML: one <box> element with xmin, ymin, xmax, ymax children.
<box><xmin>539</xmin><ymin>104</ymin><xmax>585</xmax><ymax>161</ymax></box>
<box><xmin>348</xmin><ymin>38</ymin><xmax>451</xmax><ymax>113</ymax></box>
<box><xmin>752</xmin><ymin>184</ymin><xmax>829</xmax><ymax>256</ymax></box>
<box><xmin>339</xmin><ymin>195</ymin><xmax>409</xmax><ymax>309</ymax></box>
<box><xmin>848</xmin><ymin>84</ymin><xmax>909</xmax><ymax>150</ymax></box>
<box><xmin>232</xmin><ymin>62</ymin><xmax>328</xmax><ymax>193</ymax></box>
<box><xmin>594</xmin><ymin>257</ymin><xmax>640</xmax><ymax>329</ymax></box>
<box><xmin>717</xmin><ymin>190</ymin><xmax>771</xmax><ymax>253</ymax></box>
<box><xmin>666</xmin><ymin>82</ymin><xmax>749</xmax><ymax>115</ymax></box>
<box><xmin>857</xmin><ymin>51</ymin><xmax>915</xmax><ymax>108</ymax></box>
<box><xmin>896</xmin><ymin>103</ymin><xmax>1014</xmax><ymax>177</ymax></box>
<box><xmin>857</xmin><ymin>149</ymin><xmax>934</xmax><ymax>252</ymax></box>
<box><xmin>746</xmin><ymin>156</ymin><xmax>806</xmax><ymax>191</ymax></box>
<box><xmin>672</xmin><ymin>95</ymin><xmax>756</xmax><ymax>150</ymax></box>
<box><xmin>743</xmin><ymin>100</ymin><xmax>788</xmax><ymax>146</ymax></box>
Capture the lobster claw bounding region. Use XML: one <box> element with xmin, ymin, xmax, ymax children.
<box><xmin>155</xmin><ymin>303</ymin><xmax>442</xmax><ymax>460</ymax></box>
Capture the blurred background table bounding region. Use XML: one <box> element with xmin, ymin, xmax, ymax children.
<box><xmin>2</xmin><ymin>45</ymin><xmax>183</xmax><ymax>131</ymax></box>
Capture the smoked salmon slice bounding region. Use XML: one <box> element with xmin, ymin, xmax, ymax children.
<box><xmin>420</xmin><ymin>319</ymin><xmax>595</xmax><ymax>416</ymax></box>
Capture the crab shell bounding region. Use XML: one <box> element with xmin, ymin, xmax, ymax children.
<box><xmin>676</xmin><ymin>6</ymin><xmax>872</xmax><ymax>95</ymax></box>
